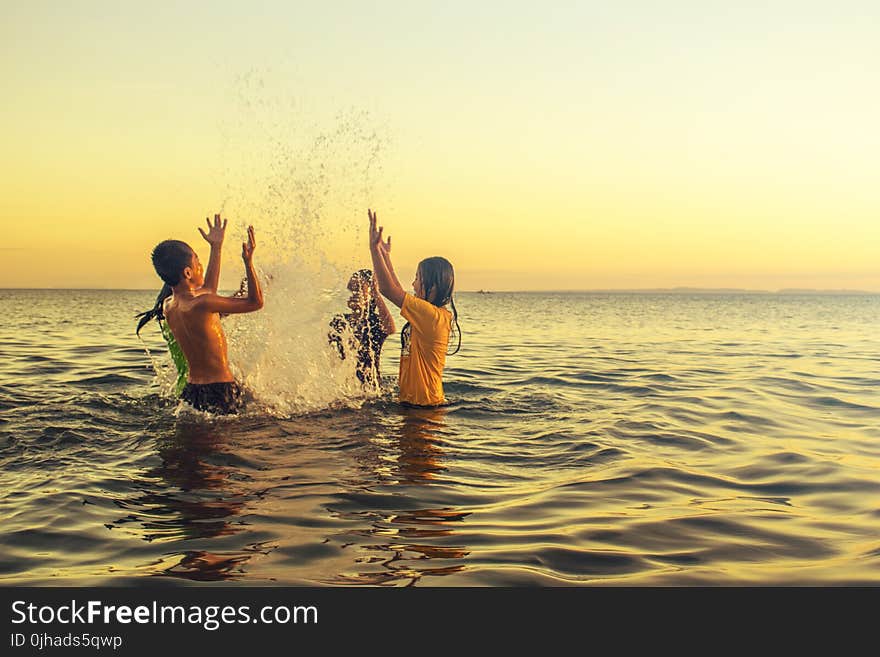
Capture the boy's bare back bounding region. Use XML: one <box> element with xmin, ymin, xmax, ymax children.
<box><xmin>164</xmin><ymin>293</ymin><xmax>234</xmax><ymax>384</ymax></box>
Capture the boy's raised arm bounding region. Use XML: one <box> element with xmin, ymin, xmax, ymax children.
<box><xmin>198</xmin><ymin>225</ymin><xmax>264</xmax><ymax>314</ymax></box>
<box><xmin>241</xmin><ymin>225</ymin><xmax>263</xmax><ymax>308</ymax></box>
<box><xmin>198</xmin><ymin>213</ymin><xmax>227</xmax><ymax>293</ymax></box>
<box><xmin>369</xmin><ymin>209</ymin><xmax>406</xmax><ymax>308</ymax></box>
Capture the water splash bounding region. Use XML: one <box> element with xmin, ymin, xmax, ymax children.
<box><xmin>139</xmin><ymin>339</ymin><xmax>180</xmax><ymax>399</ymax></box>
<box><xmin>214</xmin><ymin>73</ymin><xmax>392</xmax><ymax>415</ymax></box>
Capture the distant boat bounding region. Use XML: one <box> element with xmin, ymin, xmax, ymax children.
<box><xmin>477</xmin><ymin>289</ymin><xmax>492</xmax><ymax>295</ymax></box>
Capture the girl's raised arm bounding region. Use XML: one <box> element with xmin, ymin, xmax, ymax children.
<box><xmin>368</xmin><ymin>209</ymin><xmax>406</xmax><ymax>308</ymax></box>
<box><xmin>371</xmin><ymin>273</ymin><xmax>396</xmax><ymax>335</ymax></box>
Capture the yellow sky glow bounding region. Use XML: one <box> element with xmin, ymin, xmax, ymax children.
<box><xmin>1</xmin><ymin>3</ymin><xmax>878</xmax><ymax>291</ymax></box>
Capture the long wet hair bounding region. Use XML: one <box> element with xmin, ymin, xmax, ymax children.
<box><xmin>401</xmin><ymin>256</ymin><xmax>461</xmax><ymax>355</ymax></box>
<box><xmin>135</xmin><ymin>240</ymin><xmax>194</xmax><ymax>335</ymax></box>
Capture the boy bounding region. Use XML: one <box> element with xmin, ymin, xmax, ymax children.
<box><xmin>143</xmin><ymin>214</ymin><xmax>263</xmax><ymax>414</ymax></box>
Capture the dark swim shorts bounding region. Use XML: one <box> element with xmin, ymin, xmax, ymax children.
<box><xmin>181</xmin><ymin>382</ymin><xmax>243</xmax><ymax>415</ymax></box>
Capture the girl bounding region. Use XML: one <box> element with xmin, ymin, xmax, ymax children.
<box><xmin>368</xmin><ymin>209</ymin><xmax>461</xmax><ymax>406</ymax></box>
<box><xmin>328</xmin><ymin>268</ymin><xmax>396</xmax><ymax>387</ymax></box>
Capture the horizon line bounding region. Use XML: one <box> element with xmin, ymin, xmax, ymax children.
<box><xmin>1</xmin><ymin>286</ymin><xmax>878</xmax><ymax>295</ymax></box>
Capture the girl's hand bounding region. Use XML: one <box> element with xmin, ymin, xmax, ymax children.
<box><xmin>242</xmin><ymin>225</ymin><xmax>256</xmax><ymax>262</ymax></box>
<box><xmin>377</xmin><ymin>232</ymin><xmax>391</xmax><ymax>257</ymax></box>
<box><xmin>199</xmin><ymin>214</ymin><xmax>227</xmax><ymax>247</ymax></box>
<box><xmin>368</xmin><ymin>209</ymin><xmax>391</xmax><ymax>255</ymax></box>
<box><xmin>368</xmin><ymin>209</ymin><xmax>386</xmax><ymax>250</ymax></box>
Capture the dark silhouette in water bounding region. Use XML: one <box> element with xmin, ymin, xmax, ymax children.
<box><xmin>328</xmin><ymin>269</ymin><xmax>396</xmax><ymax>388</ymax></box>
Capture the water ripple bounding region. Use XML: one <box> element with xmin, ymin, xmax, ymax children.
<box><xmin>1</xmin><ymin>290</ymin><xmax>879</xmax><ymax>585</ymax></box>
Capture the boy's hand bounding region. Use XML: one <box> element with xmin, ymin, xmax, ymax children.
<box><xmin>199</xmin><ymin>214</ymin><xmax>227</xmax><ymax>247</ymax></box>
<box><xmin>242</xmin><ymin>225</ymin><xmax>256</xmax><ymax>262</ymax></box>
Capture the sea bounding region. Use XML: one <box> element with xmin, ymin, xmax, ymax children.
<box><xmin>1</xmin><ymin>288</ymin><xmax>879</xmax><ymax>585</ymax></box>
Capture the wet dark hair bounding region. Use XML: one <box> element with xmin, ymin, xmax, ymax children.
<box><xmin>401</xmin><ymin>256</ymin><xmax>461</xmax><ymax>355</ymax></box>
<box><xmin>134</xmin><ymin>240</ymin><xmax>193</xmax><ymax>335</ymax></box>
<box><xmin>135</xmin><ymin>284</ymin><xmax>172</xmax><ymax>335</ymax></box>
<box><xmin>151</xmin><ymin>240</ymin><xmax>194</xmax><ymax>287</ymax></box>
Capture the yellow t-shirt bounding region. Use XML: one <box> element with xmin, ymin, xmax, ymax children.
<box><xmin>399</xmin><ymin>293</ymin><xmax>452</xmax><ymax>406</ymax></box>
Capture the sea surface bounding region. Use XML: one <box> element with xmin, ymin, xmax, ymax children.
<box><xmin>1</xmin><ymin>289</ymin><xmax>879</xmax><ymax>585</ymax></box>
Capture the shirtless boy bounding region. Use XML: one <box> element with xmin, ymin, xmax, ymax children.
<box><xmin>141</xmin><ymin>215</ymin><xmax>263</xmax><ymax>414</ymax></box>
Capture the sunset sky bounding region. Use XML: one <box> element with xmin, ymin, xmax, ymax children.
<box><xmin>2</xmin><ymin>2</ymin><xmax>878</xmax><ymax>291</ymax></box>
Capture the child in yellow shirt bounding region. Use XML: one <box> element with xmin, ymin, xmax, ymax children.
<box><xmin>367</xmin><ymin>209</ymin><xmax>461</xmax><ymax>406</ymax></box>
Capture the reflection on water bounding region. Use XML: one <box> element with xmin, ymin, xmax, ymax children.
<box><xmin>396</xmin><ymin>406</ymin><xmax>448</xmax><ymax>484</ymax></box>
<box><xmin>329</xmin><ymin>405</ymin><xmax>470</xmax><ymax>586</ymax></box>
<box><xmin>111</xmin><ymin>420</ymin><xmax>274</xmax><ymax>582</ymax></box>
